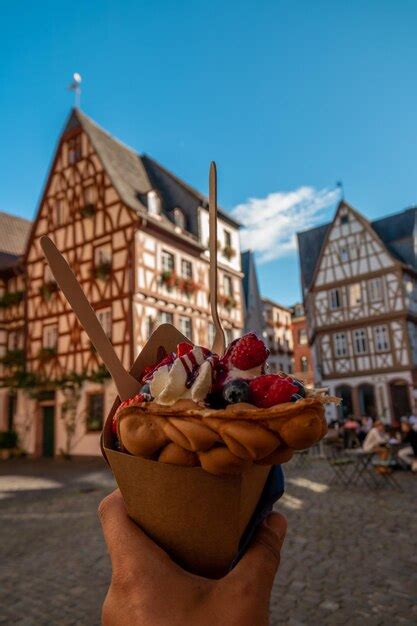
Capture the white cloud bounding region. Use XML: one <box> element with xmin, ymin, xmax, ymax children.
<box><xmin>231</xmin><ymin>186</ymin><xmax>339</xmax><ymax>264</ymax></box>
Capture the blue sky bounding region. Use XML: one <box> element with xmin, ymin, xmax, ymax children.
<box><xmin>1</xmin><ymin>1</ymin><xmax>417</xmax><ymax>305</ymax></box>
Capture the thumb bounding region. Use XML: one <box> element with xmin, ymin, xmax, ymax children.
<box><xmin>98</xmin><ymin>489</ymin><xmax>169</xmax><ymax>575</ymax></box>
<box><xmin>230</xmin><ymin>512</ymin><xmax>287</xmax><ymax>589</ymax></box>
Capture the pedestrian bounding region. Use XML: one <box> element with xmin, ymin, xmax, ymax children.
<box><xmin>398</xmin><ymin>420</ymin><xmax>417</xmax><ymax>471</ymax></box>
<box><xmin>363</xmin><ymin>419</ymin><xmax>388</xmax><ymax>453</ymax></box>
<box><xmin>343</xmin><ymin>415</ymin><xmax>360</xmax><ymax>448</ymax></box>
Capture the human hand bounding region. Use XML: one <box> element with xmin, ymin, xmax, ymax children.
<box><xmin>99</xmin><ymin>490</ymin><xmax>287</xmax><ymax>626</ymax></box>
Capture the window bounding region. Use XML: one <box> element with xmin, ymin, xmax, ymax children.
<box><xmin>349</xmin><ymin>283</ymin><xmax>362</xmax><ymax>306</ymax></box>
<box><xmin>148</xmin><ymin>190</ymin><xmax>161</xmax><ymax>215</ymax></box>
<box><xmin>8</xmin><ymin>330</ymin><xmax>23</xmax><ymax>351</ymax></box>
<box><xmin>161</xmin><ymin>250</ymin><xmax>175</xmax><ymax>273</ymax></box>
<box><xmin>95</xmin><ymin>244</ymin><xmax>112</xmax><ymax>266</ymax></box>
<box><xmin>334</xmin><ymin>333</ymin><xmax>348</xmax><ymax>357</ymax></box>
<box><xmin>44</xmin><ymin>264</ymin><xmax>56</xmax><ymax>283</ymax></box>
<box><xmin>340</xmin><ymin>214</ymin><xmax>349</xmax><ymax>225</ymax></box>
<box><xmin>86</xmin><ymin>393</ymin><xmax>104</xmax><ymax>432</ymax></box>
<box><xmin>207</xmin><ymin>322</ymin><xmax>215</xmax><ymax>348</ymax></box>
<box><xmin>97</xmin><ymin>308</ymin><xmax>112</xmax><ymax>339</ymax></box>
<box><xmin>146</xmin><ymin>316</ymin><xmax>154</xmax><ymax>339</ymax></box>
<box><xmin>329</xmin><ymin>288</ymin><xmax>342</xmax><ymax>310</ymax></box>
<box><xmin>43</xmin><ymin>325</ymin><xmax>58</xmax><ymax>349</ymax></box>
<box><xmin>224</xmin><ymin>275</ymin><xmax>233</xmax><ymax>296</ymax></box>
<box><xmin>181</xmin><ymin>259</ymin><xmax>192</xmax><ymax>279</ymax></box>
<box><xmin>68</xmin><ymin>134</ymin><xmax>82</xmax><ymax>164</ymax></box>
<box><xmin>179</xmin><ymin>316</ymin><xmax>193</xmax><ymax>341</ymax></box>
<box><xmin>158</xmin><ymin>311</ymin><xmax>174</xmax><ymax>325</ymax></box>
<box><xmin>368</xmin><ymin>277</ymin><xmax>382</xmax><ymax>302</ymax></box>
<box><xmin>300</xmin><ymin>356</ymin><xmax>308</xmax><ymax>372</ymax></box>
<box><xmin>173</xmin><ymin>208</ymin><xmax>186</xmax><ymax>229</ymax></box>
<box><xmin>84</xmin><ymin>184</ymin><xmax>96</xmax><ymax>207</ymax></box>
<box><xmin>340</xmin><ymin>246</ymin><xmax>349</xmax><ymax>262</ymax></box>
<box><xmin>55</xmin><ymin>197</ymin><xmax>64</xmax><ymax>225</ymax></box>
<box><xmin>224</xmin><ymin>230</ymin><xmax>232</xmax><ymax>247</ymax></box>
<box><xmin>353</xmin><ymin>329</ymin><xmax>367</xmax><ymax>354</ymax></box>
<box><xmin>298</xmin><ymin>329</ymin><xmax>308</xmax><ymax>345</ymax></box>
<box><xmin>374</xmin><ymin>325</ymin><xmax>390</xmax><ymax>352</ymax></box>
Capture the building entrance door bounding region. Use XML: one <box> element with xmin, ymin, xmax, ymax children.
<box><xmin>42</xmin><ymin>405</ymin><xmax>55</xmax><ymax>457</ymax></box>
<box><xmin>389</xmin><ymin>381</ymin><xmax>411</xmax><ymax>423</ymax></box>
<box><xmin>358</xmin><ymin>384</ymin><xmax>376</xmax><ymax>418</ymax></box>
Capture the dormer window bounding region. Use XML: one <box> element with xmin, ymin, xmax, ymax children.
<box><xmin>173</xmin><ymin>208</ymin><xmax>186</xmax><ymax>229</ymax></box>
<box><xmin>68</xmin><ymin>134</ymin><xmax>82</xmax><ymax>165</ymax></box>
<box><xmin>148</xmin><ymin>190</ymin><xmax>161</xmax><ymax>215</ymax></box>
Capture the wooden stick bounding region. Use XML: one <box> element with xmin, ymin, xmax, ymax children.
<box><xmin>40</xmin><ymin>236</ymin><xmax>141</xmax><ymax>401</ymax></box>
<box><xmin>209</xmin><ymin>162</ymin><xmax>226</xmax><ymax>356</ymax></box>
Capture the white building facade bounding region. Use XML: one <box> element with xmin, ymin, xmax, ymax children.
<box><xmin>298</xmin><ymin>201</ymin><xmax>417</xmax><ymax>423</ymax></box>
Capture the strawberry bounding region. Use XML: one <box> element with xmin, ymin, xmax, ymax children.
<box><xmin>249</xmin><ymin>375</ymin><xmax>298</xmax><ymax>408</ymax></box>
<box><xmin>229</xmin><ymin>333</ymin><xmax>269</xmax><ymax>371</ymax></box>
<box><xmin>177</xmin><ymin>342</ymin><xmax>193</xmax><ymax>357</ymax></box>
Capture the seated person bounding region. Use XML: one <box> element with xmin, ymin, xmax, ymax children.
<box><xmin>398</xmin><ymin>420</ymin><xmax>417</xmax><ymax>471</ymax></box>
<box><xmin>363</xmin><ymin>419</ymin><xmax>387</xmax><ymax>453</ymax></box>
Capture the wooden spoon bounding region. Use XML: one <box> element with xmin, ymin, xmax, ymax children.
<box><xmin>40</xmin><ymin>236</ymin><xmax>141</xmax><ymax>401</ymax></box>
<box><xmin>209</xmin><ymin>162</ymin><xmax>226</xmax><ymax>356</ymax></box>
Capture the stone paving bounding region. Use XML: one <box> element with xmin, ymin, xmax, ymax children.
<box><xmin>0</xmin><ymin>456</ymin><xmax>416</xmax><ymax>626</ymax></box>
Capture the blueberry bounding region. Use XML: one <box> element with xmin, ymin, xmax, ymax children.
<box><xmin>140</xmin><ymin>383</ymin><xmax>151</xmax><ymax>395</ymax></box>
<box><xmin>291</xmin><ymin>393</ymin><xmax>303</xmax><ymax>402</ymax></box>
<box><xmin>292</xmin><ymin>379</ymin><xmax>306</xmax><ymax>397</ymax></box>
<box><xmin>223</xmin><ymin>379</ymin><xmax>250</xmax><ymax>404</ymax></box>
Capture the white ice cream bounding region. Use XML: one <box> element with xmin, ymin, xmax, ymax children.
<box><xmin>149</xmin><ymin>346</ymin><xmax>213</xmax><ymax>406</ymax></box>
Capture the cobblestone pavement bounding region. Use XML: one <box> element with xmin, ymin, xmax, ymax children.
<box><xmin>0</xmin><ymin>457</ymin><xmax>416</xmax><ymax>626</ymax></box>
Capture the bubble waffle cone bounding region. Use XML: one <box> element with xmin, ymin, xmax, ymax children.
<box><xmin>117</xmin><ymin>396</ymin><xmax>332</xmax><ymax>476</ymax></box>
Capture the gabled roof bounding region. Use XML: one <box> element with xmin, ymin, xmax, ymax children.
<box><xmin>297</xmin><ymin>202</ymin><xmax>417</xmax><ymax>291</ymax></box>
<box><xmin>0</xmin><ymin>211</ymin><xmax>31</xmax><ymax>272</ymax></box>
<box><xmin>65</xmin><ymin>109</ymin><xmax>240</xmax><ymax>239</ymax></box>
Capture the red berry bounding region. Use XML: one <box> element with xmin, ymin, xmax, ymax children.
<box><xmin>249</xmin><ymin>375</ymin><xmax>298</xmax><ymax>408</ymax></box>
<box><xmin>142</xmin><ymin>352</ymin><xmax>175</xmax><ymax>381</ymax></box>
<box><xmin>230</xmin><ymin>333</ymin><xmax>269</xmax><ymax>371</ymax></box>
<box><xmin>118</xmin><ymin>392</ymin><xmax>146</xmax><ymax>412</ymax></box>
<box><xmin>177</xmin><ymin>342</ymin><xmax>193</xmax><ymax>357</ymax></box>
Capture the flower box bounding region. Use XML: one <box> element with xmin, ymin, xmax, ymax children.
<box><xmin>39</xmin><ymin>281</ymin><xmax>59</xmax><ymax>301</ymax></box>
<box><xmin>0</xmin><ymin>291</ymin><xmax>24</xmax><ymax>308</ymax></box>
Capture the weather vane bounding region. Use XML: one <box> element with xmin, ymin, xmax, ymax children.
<box><xmin>68</xmin><ymin>72</ymin><xmax>82</xmax><ymax>108</ymax></box>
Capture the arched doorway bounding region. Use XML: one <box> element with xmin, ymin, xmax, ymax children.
<box><xmin>358</xmin><ymin>384</ymin><xmax>376</xmax><ymax>418</ymax></box>
<box><xmin>389</xmin><ymin>380</ymin><xmax>411</xmax><ymax>423</ymax></box>
<box><xmin>335</xmin><ymin>384</ymin><xmax>353</xmax><ymax>420</ymax></box>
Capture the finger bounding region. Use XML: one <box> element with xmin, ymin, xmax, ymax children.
<box><xmin>230</xmin><ymin>512</ymin><xmax>287</xmax><ymax>588</ymax></box>
<box><xmin>98</xmin><ymin>489</ymin><xmax>169</xmax><ymax>574</ymax></box>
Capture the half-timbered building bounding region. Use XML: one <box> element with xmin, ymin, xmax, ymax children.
<box><xmin>262</xmin><ymin>298</ymin><xmax>294</xmax><ymax>374</ymax></box>
<box><xmin>298</xmin><ymin>200</ymin><xmax>417</xmax><ymax>423</ymax></box>
<box><xmin>3</xmin><ymin>108</ymin><xmax>243</xmax><ymax>456</ymax></box>
<box><xmin>0</xmin><ymin>213</ymin><xmax>31</xmax><ymax>431</ymax></box>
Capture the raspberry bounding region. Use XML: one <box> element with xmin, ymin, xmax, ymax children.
<box><xmin>142</xmin><ymin>352</ymin><xmax>175</xmax><ymax>381</ymax></box>
<box><xmin>249</xmin><ymin>375</ymin><xmax>298</xmax><ymax>408</ymax></box>
<box><xmin>230</xmin><ymin>333</ymin><xmax>269</xmax><ymax>371</ymax></box>
<box><xmin>177</xmin><ymin>342</ymin><xmax>193</xmax><ymax>357</ymax></box>
<box><xmin>117</xmin><ymin>392</ymin><xmax>147</xmax><ymax>412</ymax></box>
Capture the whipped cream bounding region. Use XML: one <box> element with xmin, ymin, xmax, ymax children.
<box><xmin>149</xmin><ymin>346</ymin><xmax>215</xmax><ymax>405</ymax></box>
<box><xmin>225</xmin><ymin>364</ymin><xmax>263</xmax><ymax>382</ymax></box>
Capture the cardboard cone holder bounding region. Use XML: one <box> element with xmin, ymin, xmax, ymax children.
<box><xmin>40</xmin><ymin>163</ymin><xmax>335</xmax><ymax>578</ymax></box>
